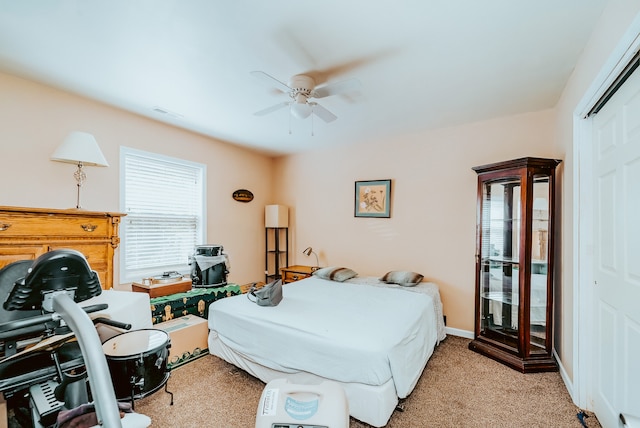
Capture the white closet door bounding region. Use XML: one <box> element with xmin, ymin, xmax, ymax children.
<box><xmin>591</xmin><ymin>65</ymin><xmax>640</xmax><ymax>427</ymax></box>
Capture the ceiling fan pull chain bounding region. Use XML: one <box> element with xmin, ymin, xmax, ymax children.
<box><xmin>311</xmin><ymin>109</ymin><xmax>315</xmax><ymax>137</ymax></box>
<box><xmin>289</xmin><ymin>104</ymin><xmax>292</xmax><ymax>135</ymax></box>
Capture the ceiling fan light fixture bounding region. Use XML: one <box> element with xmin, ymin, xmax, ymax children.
<box><xmin>290</xmin><ymin>102</ymin><xmax>312</xmax><ymax>119</ymax></box>
<box><xmin>252</xmin><ymin>71</ymin><xmax>342</xmax><ymax>123</ymax></box>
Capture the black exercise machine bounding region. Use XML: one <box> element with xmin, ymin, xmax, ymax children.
<box><xmin>0</xmin><ymin>249</ymin><xmax>150</xmax><ymax>427</ymax></box>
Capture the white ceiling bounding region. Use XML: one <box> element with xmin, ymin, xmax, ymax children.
<box><xmin>0</xmin><ymin>1</ymin><xmax>608</xmax><ymax>156</ymax></box>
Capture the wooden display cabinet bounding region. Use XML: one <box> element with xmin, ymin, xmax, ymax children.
<box><xmin>468</xmin><ymin>158</ymin><xmax>561</xmax><ymax>373</ymax></box>
<box><xmin>0</xmin><ymin>206</ymin><xmax>125</xmax><ymax>289</ymax></box>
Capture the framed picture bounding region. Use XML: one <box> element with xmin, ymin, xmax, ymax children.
<box><xmin>354</xmin><ymin>179</ymin><xmax>391</xmax><ymax>218</ymax></box>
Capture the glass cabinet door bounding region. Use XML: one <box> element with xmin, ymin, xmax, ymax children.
<box><xmin>529</xmin><ymin>175</ymin><xmax>550</xmax><ymax>353</ymax></box>
<box><xmin>479</xmin><ymin>178</ymin><xmax>521</xmax><ymax>351</ymax></box>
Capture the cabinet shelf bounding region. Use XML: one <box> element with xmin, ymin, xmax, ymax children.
<box><xmin>481</xmin><ymin>292</ymin><xmax>516</xmax><ymax>305</ymax></box>
<box><xmin>481</xmin><ymin>257</ymin><xmax>519</xmax><ymax>264</ymax></box>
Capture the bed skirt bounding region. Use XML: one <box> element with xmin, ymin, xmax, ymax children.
<box><xmin>208</xmin><ymin>330</ymin><xmax>398</xmax><ymax>427</ymax></box>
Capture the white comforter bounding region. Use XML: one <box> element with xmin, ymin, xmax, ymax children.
<box><xmin>208</xmin><ymin>277</ymin><xmax>442</xmax><ymax>398</ymax></box>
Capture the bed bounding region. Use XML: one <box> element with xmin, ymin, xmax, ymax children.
<box><xmin>207</xmin><ymin>271</ymin><xmax>446</xmax><ymax>427</ymax></box>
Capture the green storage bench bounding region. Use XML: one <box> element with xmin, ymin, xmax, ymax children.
<box><xmin>149</xmin><ymin>284</ymin><xmax>241</xmax><ymax>324</ymax></box>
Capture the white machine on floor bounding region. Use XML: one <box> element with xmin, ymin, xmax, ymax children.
<box><xmin>256</xmin><ymin>379</ymin><xmax>349</xmax><ymax>428</ymax></box>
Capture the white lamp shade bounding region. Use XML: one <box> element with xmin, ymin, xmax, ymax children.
<box><xmin>51</xmin><ymin>131</ymin><xmax>109</xmax><ymax>166</ymax></box>
<box><xmin>265</xmin><ymin>205</ymin><xmax>288</xmax><ymax>228</ymax></box>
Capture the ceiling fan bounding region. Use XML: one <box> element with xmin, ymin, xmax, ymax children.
<box><xmin>252</xmin><ymin>71</ymin><xmax>361</xmax><ymax>123</ymax></box>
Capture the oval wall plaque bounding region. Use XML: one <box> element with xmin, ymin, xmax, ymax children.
<box><xmin>232</xmin><ymin>189</ymin><xmax>254</xmax><ymax>203</ymax></box>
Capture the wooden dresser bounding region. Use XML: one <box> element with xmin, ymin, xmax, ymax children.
<box><xmin>0</xmin><ymin>206</ymin><xmax>125</xmax><ymax>289</ymax></box>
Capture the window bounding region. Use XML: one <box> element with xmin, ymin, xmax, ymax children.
<box><xmin>120</xmin><ymin>147</ymin><xmax>206</xmax><ymax>283</ymax></box>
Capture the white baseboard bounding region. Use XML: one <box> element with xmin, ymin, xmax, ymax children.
<box><xmin>554</xmin><ymin>348</ymin><xmax>574</xmax><ymax>403</ymax></box>
<box><xmin>445</xmin><ymin>327</ymin><xmax>474</xmax><ymax>339</ymax></box>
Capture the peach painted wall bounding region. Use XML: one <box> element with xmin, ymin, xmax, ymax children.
<box><xmin>0</xmin><ymin>72</ymin><xmax>274</xmax><ymax>287</ymax></box>
<box><xmin>274</xmin><ymin>109</ymin><xmax>556</xmax><ymax>334</ymax></box>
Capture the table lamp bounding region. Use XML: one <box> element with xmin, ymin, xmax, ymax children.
<box><xmin>51</xmin><ymin>131</ymin><xmax>109</xmax><ymax>209</ymax></box>
<box><xmin>302</xmin><ymin>247</ymin><xmax>319</xmax><ymax>267</ymax></box>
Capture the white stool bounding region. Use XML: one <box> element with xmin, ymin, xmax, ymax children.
<box><xmin>256</xmin><ymin>379</ymin><xmax>349</xmax><ymax>428</ymax></box>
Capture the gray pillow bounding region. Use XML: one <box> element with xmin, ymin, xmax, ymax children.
<box><xmin>380</xmin><ymin>270</ymin><xmax>424</xmax><ymax>287</ymax></box>
<box><xmin>312</xmin><ymin>266</ymin><xmax>358</xmax><ymax>282</ymax></box>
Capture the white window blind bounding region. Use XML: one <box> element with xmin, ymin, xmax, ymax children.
<box><xmin>120</xmin><ymin>148</ymin><xmax>205</xmax><ymax>282</ymax></box>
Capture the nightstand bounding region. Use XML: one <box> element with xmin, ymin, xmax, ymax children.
<box><xmin>280</xmin><ymin>265</ymin><xmax>319</xmax><ymax>284</ymax></box>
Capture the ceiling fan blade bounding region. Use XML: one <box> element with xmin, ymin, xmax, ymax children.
<box><xmin>254</xmin><ymin>102</ymin><xmax>290</xmax><ymax>116</ymax></box>
<box><xmin>311</xmin><ymin>103</ymin><xmax>337</xmax><ymax>123</ymax></box>
<box><xmin>313</xmin><ymin>78</ymin><xmax>362</xmax><ymax>99</ymax></box>
<box><xmin>251</xmin><ymin>71</ymin><xmax>291</xmax><ymax>93</ymax></box>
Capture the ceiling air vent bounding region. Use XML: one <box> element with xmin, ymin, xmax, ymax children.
<box><xmin>152</xmin><ymin>106</ymin><xmax>183</xmax><ymax>119</ymax></box>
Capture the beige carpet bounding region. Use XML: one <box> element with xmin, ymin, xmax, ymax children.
<box><xmin>135</xmin><ymin>336</ymin><xmax>600</xmax><ymax>427</ymax></box>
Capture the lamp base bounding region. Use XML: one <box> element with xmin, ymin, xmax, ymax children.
<box><xmin>75</xmin><ymin>183</ymin><xmax>84</xmax><ymax>210</ymax></box>
<box><xmin>74</xmin><ymin>163</ymin><xmax>86</xmax><ymax>210</ymax></box>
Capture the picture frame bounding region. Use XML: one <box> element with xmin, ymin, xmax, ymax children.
<box><xmin>354</xmin><ymin>179</ymin><xmax>391</xmax><ymax>218</ymax></box>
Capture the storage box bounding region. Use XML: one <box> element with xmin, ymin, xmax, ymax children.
<box><xmin>149</xmin><ymin>284</ymin><xmax>240</xmax><ymax>324</ymax></box>
<box><xmin>155</xmin><ymin>315</ymin><xmax>209</xmax><ymax>369</ymax></box>
<box><xmin>131</xmin><ymin>278</ymin><xmax>192</xmax><ymax>298</ymax></box>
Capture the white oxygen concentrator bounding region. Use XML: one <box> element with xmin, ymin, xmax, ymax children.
<box><xmin>255</xmin><ymin>379</ymin><xmax>349</xmax><ymax>428</ymax></box>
